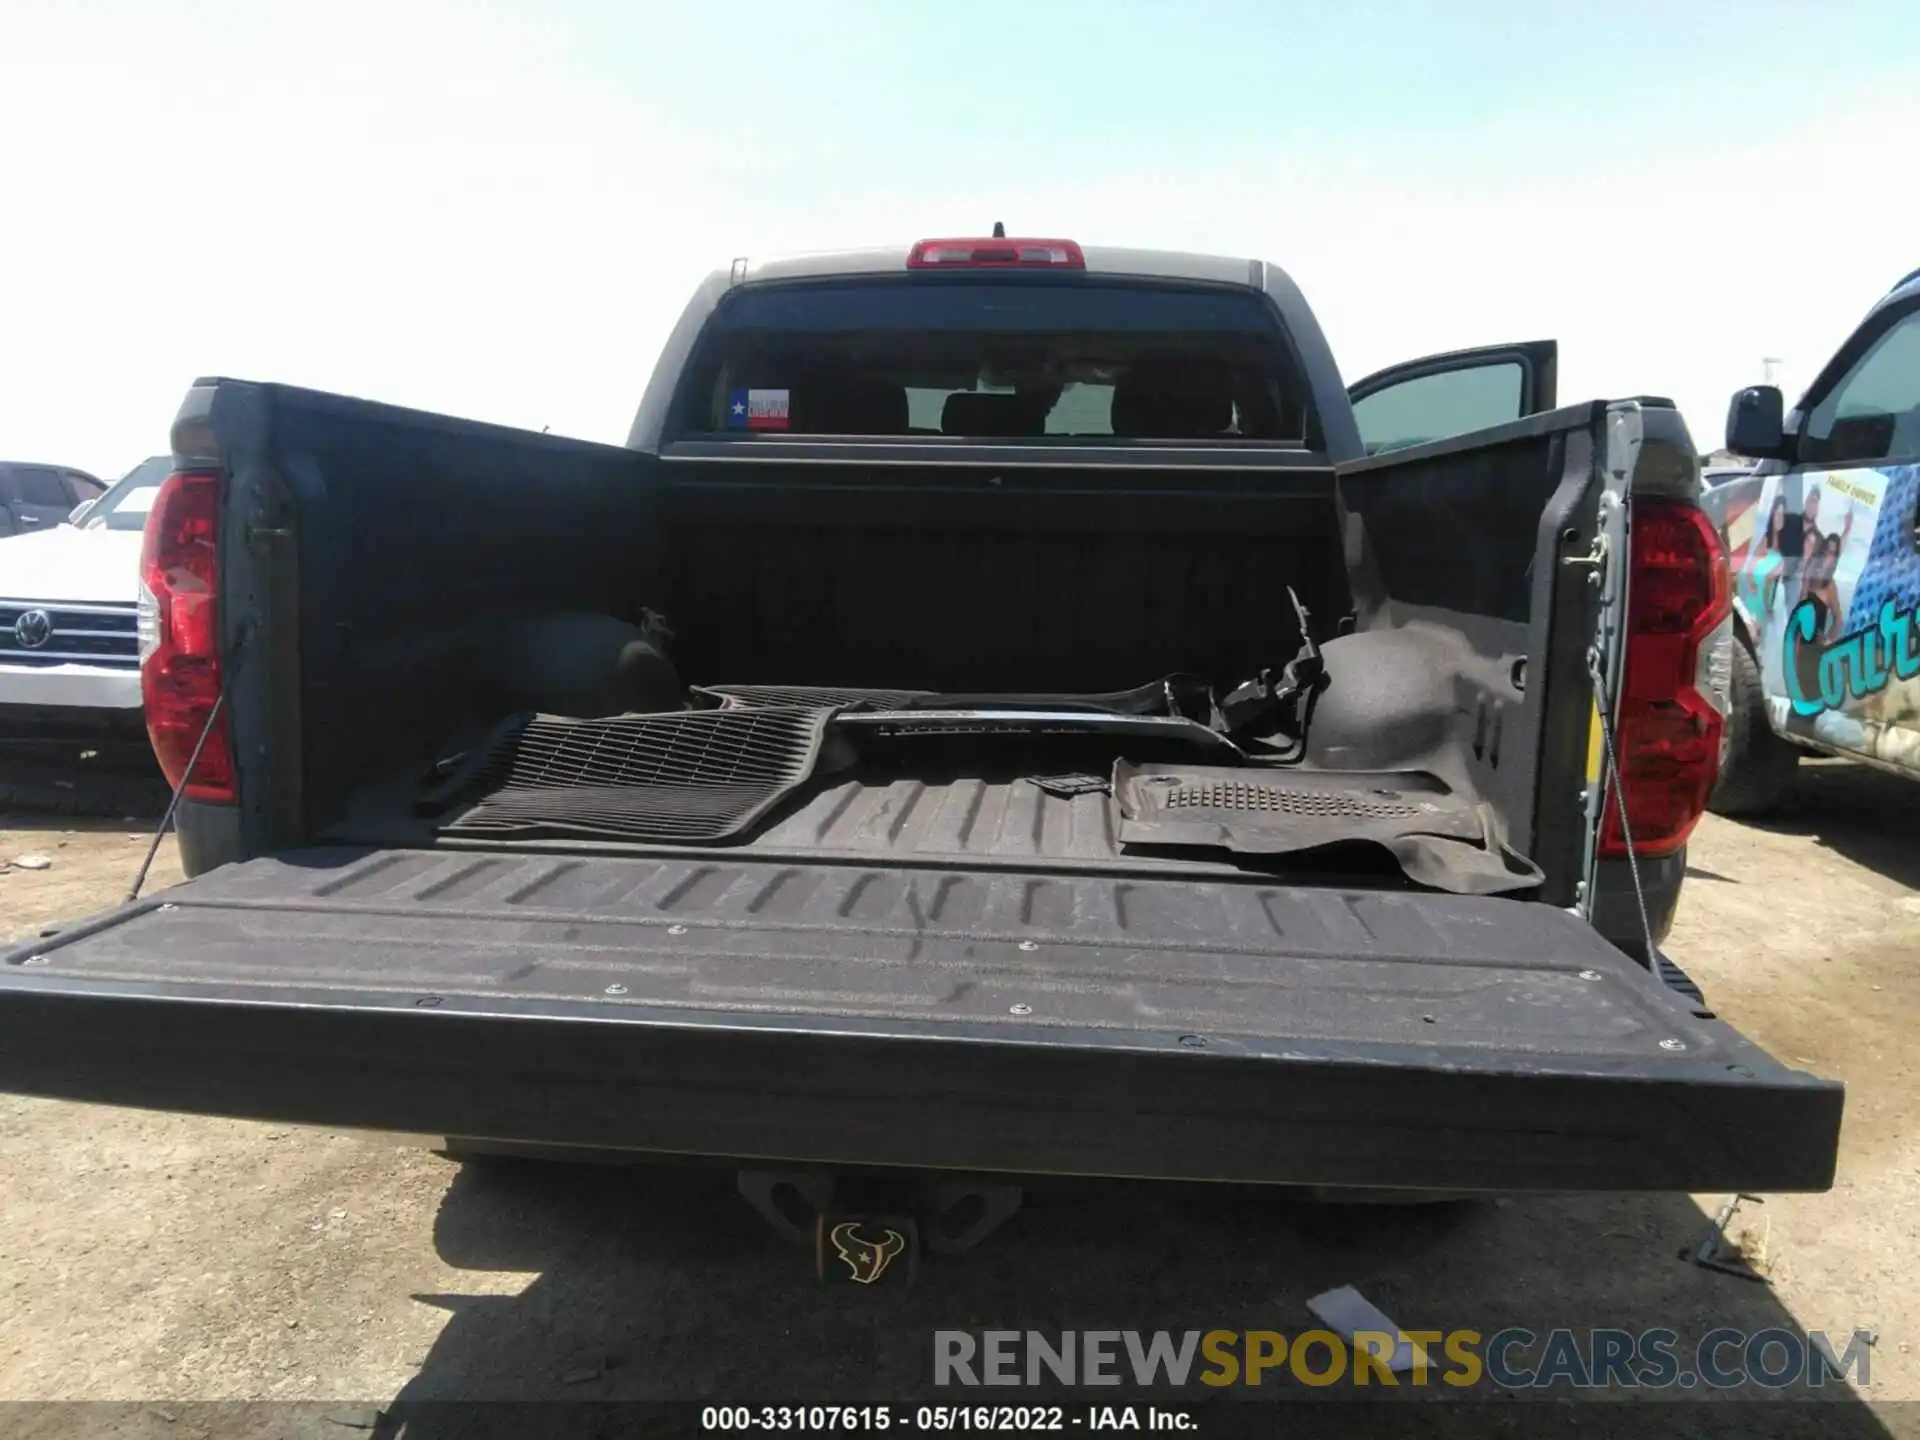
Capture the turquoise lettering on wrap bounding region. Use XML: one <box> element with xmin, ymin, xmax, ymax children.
<box><xmin>1786</xmin><ymin>599</ymin><xmax>1920</xmax><ymax>718</ymax></box>
<box><xmin>1784</xmin><ymin>602</ymin><xmax>1832</xmax><ymax>717</ymax></box>
<box><xmin>1888</xmin><ymin>600</ymin><xmax>1920</xmax><ymax>677</ymax></box>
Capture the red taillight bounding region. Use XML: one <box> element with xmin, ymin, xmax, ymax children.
<box><xmin>138</xmin><ymin>470</ymin><xmax>235</xmax><ymax>804</ymax></box>
<box><xmin>1598</xmin><ymin>498</ymin><xmax>1731</xmax><ymax>858</ymax></box>
<box><xmin>906</xmin><ymin>237</ymin><xmax>1086</xmax><ymax>270</ymax></box>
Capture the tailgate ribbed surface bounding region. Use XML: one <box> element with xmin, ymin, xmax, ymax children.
<box><xmin>8</xmin><ymin>847</ymin><xmax>1732</xmax><ymax>1064</ymax></box>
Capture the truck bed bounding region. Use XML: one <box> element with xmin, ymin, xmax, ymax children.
<box><xmin>334</xmin><ymin>771</ymin><xmax>1384</xmax><ymax>879</ymax></box>
<box><xmin>0</xmin><ymin>845</ymin><xmax>1842</xmax><ymax>1192</ymax></box>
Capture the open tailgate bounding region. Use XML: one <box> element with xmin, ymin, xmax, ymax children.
<box><xmin>0</xmin><ymin>847</ymin><xmax>1841</xmax><ymax>1192</ymax></box>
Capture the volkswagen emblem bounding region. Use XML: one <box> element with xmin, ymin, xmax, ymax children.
<box><xmin>12</xmin><ymin>609</ymin><xmax>53</xmax><ymax>650</ymax></box>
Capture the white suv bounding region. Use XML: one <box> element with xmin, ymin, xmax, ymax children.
<box><xmin>1</xmin><ymin>457</ymin><xmax>169</xmax><ymax>811</ymax></box>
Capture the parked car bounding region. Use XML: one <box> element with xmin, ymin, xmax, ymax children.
<box><xmin>1703</xmin><ymin>268</ymin><xmax>1920</xmax><ymax>813</ymax></box>
<box><xmin>0</xmin><ymin>456</ymin><xmax>171</xmax><ymax>812</ymax></box>
<box><xmin>1</xmin><ymin>461</ymin><xmax>107</xmax><ymax>538</ymax></box>
<box><xmin>1702</xmin><ymin>461</ymin><xmax>1757</xmax><ymax>489</ymax></box>
<box><xmin>0</xmin><ymin>240</ymin><xmax>1840</xmax><ymax>1255</ymax></box>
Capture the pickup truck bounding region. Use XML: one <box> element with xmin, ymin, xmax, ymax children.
<box><xmin>0</xmin><ymin>238</ymin><xmax>1842</xmax><ymax>1243</ymax></box>
<box><xmin>1705</xmin><ymin>265</ymin><xmax>1920</xmax><ymax>813</ymax></box>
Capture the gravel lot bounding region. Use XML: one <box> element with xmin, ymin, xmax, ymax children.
<box><xmin>2</xmin><ymin>763</ymin><xmax>1917</xmax><ymax>1437</ymax></box>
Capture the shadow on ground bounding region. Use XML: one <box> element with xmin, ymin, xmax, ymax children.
<box><xmin>1748</xmin><ymin>759</ymin><xmax>1920</xmax><ymax>890</ymax></box>
<box><xmin>0</xmin><ymin>750</ymin><xmax>170</xmax><ymax>822</ymax></box>
<box><xmin>364</xmin><ymin>1157</ymin><xmax>1895</xmax><ymax>1438</ymax></box>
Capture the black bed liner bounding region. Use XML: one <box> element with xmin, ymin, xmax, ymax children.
<box><xmin>0</xmin><ymin>847</ymin><xmax>1841</xmax><ymax>1192</ymax></box>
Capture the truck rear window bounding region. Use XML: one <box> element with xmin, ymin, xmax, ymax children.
<box><xmin>678</xmin><ymin>279</ymin><xmax>1312</xmax><ymax>442</ymax></box>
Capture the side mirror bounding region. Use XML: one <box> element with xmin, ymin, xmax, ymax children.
<box><xmin>1725</xmin><ymin>385</ymin><xmax>1790</xmax><ymax>460</ymax></box>
<box><xmin>67</xmin><ymin>499</ymin><xmax>95</xmax><ymax>525</ymax></box>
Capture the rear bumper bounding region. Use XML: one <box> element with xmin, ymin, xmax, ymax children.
<box><xmin>174</xmin><ymin>797</ymin><xmax>244</xmax><ymax>878</ymax></box>
<box><xmin>0</xmin><ymin>664</ymin><xmax>142</xmax><ymax>712</ymax></box>
<box><xmin>0</xmin><ymin>695</ymin><xmax>152</xmax><ymax>767</ymax></box>
<box><xmin>0</xmin><ymin>848</ymin><xmax>1844</xmax><ymax>1193</ymax></box>
<box><xmin>1591</xmin><ymin>851</ymin><xmax>1685</xmax><ymax>959</ymax></box>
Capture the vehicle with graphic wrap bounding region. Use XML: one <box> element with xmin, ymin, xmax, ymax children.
<box><xmin>0</xmin><ymin>238</ymin><xmax>1842</xmax><ymax>1261</ymax></box>
<box><xmin>1705</xmin><ymin>267</ymin><xmax>1920</xmax><ymax>814</ymax></box>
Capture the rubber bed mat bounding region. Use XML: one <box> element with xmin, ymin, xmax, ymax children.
<box><xmin>1114</xmin><ymin>761</ymin><xmax>1544</xmax><ymax>896</ymax></box>
<box><xmin>437</xmin><ymin>706</ymin><xmax>832</xmax><ymax>843</ymax></box>
<box><xmin>696</xmin><ymin>684</ymin><xmax>932</xmax><ymax>710</ymax></box>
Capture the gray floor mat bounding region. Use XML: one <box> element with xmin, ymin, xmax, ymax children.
<box><xmin>439</xmin><ymin>706</ymin><xmax>832</xmax><ymax>843</ymax></box>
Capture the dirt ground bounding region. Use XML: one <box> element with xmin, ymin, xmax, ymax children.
<box><xmin>2</xmin><ymin>762</ymin><xmax>1918</xmax><ymax>1436</ymax></box>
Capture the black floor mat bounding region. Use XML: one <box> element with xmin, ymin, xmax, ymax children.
<box><xmin>1113</xmin><ymin>761</ymin><xmax>1544</xmax><ymax>896</ymax></box>
<box><xmin>696</xmin><ymin>684</ymin><xmax>932</xmax><ymax>710</ymax></box>
<box><xmin>438</xmin><ymin>706</ymin><xmax>832</xmax><ymax>843</ymax></box>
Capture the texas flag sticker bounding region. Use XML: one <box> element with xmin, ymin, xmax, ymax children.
<box><xmin>728</xmin><ymin>387</ymin><xmax>790</xmax><ymax>431</ymax></box>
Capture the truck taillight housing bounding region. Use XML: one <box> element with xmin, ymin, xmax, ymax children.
<box><xmin>1598</xmin><ymin>497</ymin><xmax>1731</xmax><ymax>858</ymax></box>
<box><xmin>138</xmin><ymin>469</ymin><xmax>235</xmax><ymax>804</ymax></box>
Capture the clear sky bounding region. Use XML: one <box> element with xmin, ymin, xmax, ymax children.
<box><xmin>4</xmin><ymin>0</ymin><xmax>1918</xmax><ymax>477</ymax></box>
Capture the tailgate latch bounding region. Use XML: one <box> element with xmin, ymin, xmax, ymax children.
<box><xmin>1561</xmin><ymin>532</ymin><xmax>1609</xmax><ymax>586</ymax></box>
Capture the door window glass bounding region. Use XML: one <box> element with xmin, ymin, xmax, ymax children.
<box><xmin>13</xmin><ymin>466</ymin><xmax>70</xmax><ymax>506</ymax></box>
<box><xmin>1352</xmin><ymin>362</ymin><xmax>1523</xmax><ymax>455</ymax></box>
<box><xmin>1803</xmin><ymin>308</ymin><xmax>1920</xmax><ymax>464</ymax></box>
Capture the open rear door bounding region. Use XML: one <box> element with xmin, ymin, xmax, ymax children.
<box><xmin>1349</xmin><ymin>340</ymin><xmax>1558</xmax><ymax>455</ymax></box>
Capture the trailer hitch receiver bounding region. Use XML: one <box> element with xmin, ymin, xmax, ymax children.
<box><xmin>737</xmin><ymin>1170</ymin><xmax>1024</xmax><ymax>1282</ymax></box>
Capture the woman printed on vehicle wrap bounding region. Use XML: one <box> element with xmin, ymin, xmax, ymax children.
<box><xmin>1741</xmin><ymin>494</ymin><xmax>1790</xmax><ymax>621</ymax></box>
<box><xmin>1807</xmin><ymin>531</ymin><xmax>1847</xmax><ymax>641</ymax></box>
